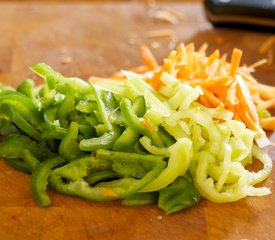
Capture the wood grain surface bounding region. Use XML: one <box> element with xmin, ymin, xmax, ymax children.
<box><xmin>0</xmin><ymin>1</ymin><xmax>274</xmax><ymax>240</ymax></box>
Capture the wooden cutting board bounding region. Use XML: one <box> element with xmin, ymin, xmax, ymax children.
<box><xmin>0</xmin><ymin>1</ymin><xmax>274</xmax><ymax>239</ymax></box>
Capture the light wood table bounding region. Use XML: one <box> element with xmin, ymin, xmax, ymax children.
<box><xmin>0</xmin><ymin>1</ymin><xmax>274</xmax><ymax>239</ymax></box>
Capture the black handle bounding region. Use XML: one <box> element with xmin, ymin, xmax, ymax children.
<box><xmin>204</xmin><ymin>0</ymin><xmax>275</xmax><ymax>28</ymax></box>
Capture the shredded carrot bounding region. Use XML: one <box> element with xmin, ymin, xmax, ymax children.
<box><xmin>141</xmin><ymin>45</ymin><xmax>159</xmax><ymax>70</ymax></box>
<box><xmin>103</xmin><ymin>42</ymin><xmax>275</xmax><ymax>133</ymax></box>
<box><xmin>235</xmin><ymin>75</ymin><xmax>259</xmax><ymax>124</ymax></box>
<box><xmin>186</xmin><ymin>43</ymin><xmax>195</xmax><ymax>54</ymax></box>
<box><xmin>206</xmin><ymin>50</ymin><xmax>220</xmax><ymax>66</ymax></box>
<box><xmin>230</xmin><ymin>48</ymin><xmax>243</xmax><ymax>76</ymax></box>
<box><xmin>146</xmin><ymin>71</ymin><xmax>163</xmax><ymax>90</ymax></box>
<box><xmin>198</xmin><ymin>42</ymin><xmax>208</xmax><ymax>53</ymax></box>
<box><xmin>201</xmin><ymin>87</ymin><xmax>223</xmax><ymax>108</ymax></box>
<box><xmin>100</xmin><ymin>188</ymin><xmax>118</xmax><ymax>197</ymax></box>
<box><xmin>260</xmin><ymin>117</ymin><xmax>275</xmax><ymax>131</ymax></box>
<box><xmin>199</xmin><ymin>94</ymin><xmax>213</xmax><ymax>108</ymax></box>
<box><xmin>147</xmin><ymin>58</ymin><xmax>176</xmax><ymax>90</ymax></box>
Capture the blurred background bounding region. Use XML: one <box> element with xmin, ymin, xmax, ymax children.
<box><xmin>0</xmin><ymin>0</ymin><xmax>273</xmax><ymax>86</ymax></box>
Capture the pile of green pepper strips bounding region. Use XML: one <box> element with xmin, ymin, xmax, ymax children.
<box><xmin>0</xmin><ymin>63</ymin><xmax>200</xmax><ymax>214</ymax></box>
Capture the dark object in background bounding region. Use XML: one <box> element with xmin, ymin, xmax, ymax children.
<box><xmin>204</xmin><ymin>0</ymin><xmax>275</xmax><ymax>29</ymax></box>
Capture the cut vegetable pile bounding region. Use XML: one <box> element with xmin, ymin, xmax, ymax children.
<box><xmin>0</xmin><ymin>43</ymin><xmax>274</xmax><ymax>214</ymax></box>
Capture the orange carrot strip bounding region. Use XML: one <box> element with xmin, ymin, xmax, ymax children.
<box><xmin>234</xmin><ymin>104</ymin><xmax>259</xmax><ymax>131</ymax></box>
<box><xmin>177</xmin><ymin>65</ymin><xmax>190</xmax><ymax>79</ymax></box>
<box><xmin>100</xmin><ymin>188</ymin><xmax>118</xmax><ymax>197</ymax></box>
<box><xmin>230</xmin><ymin>48</ymin><xmax>243</xmax><ymax>76</ymax></box>
<box><xmin>198</xmin><ymin>42</ymin><xmax>208</xmax><ymax>53</ymax></box>
<box><xmin>146</xmin><ymin>71</ymin><xmax>163</xmax><ymax>90</ymax></box>
<box><xmin>231</xmin><ymin>108</ymin><xmax>242</xmax><ymax>122</ymax></box>
<box><xmin>141</xmin><ymin>45</ymin><xmax>159</xmax><ymax>70</ymax></box>
<box><xmin>235</xmin><ymin>75</ymin><xmax>259</xmax><ymax>124</ymax></box>
<box><xmin>186</xmin><ymin>42</ymin><xmax>195</xmax><ymax>53</ymax></box>
<box><xmin>198</xmin><ymin>94</ymin><xmax>213</xmax><ymax>108</ymax></box>
<box><xmin>148</xmin><ymin>59</ymin><xmax>175</xmax><ymax>90</ymax></box>
<box><xmin>260</xmin><ymin>117</ymin><xmax>275</xmax><ymax>130</ymax></box>
<box><xmin>203</xmin><ymin>76</ymin><xmax>233</xmax><ymax>88</ymax></box>
<box><xmin>205</xmin><ymin>86</ymin><xmax>228</xmax><ymax>100</ymax></box>
<box><xmin>206</xmin><ymin>50</ymin><xmax>220</xmax><ymax>66</ymax></box>
<box><xmin>202</xmin><ymin>88</ymin><xmax>223</xmax><ymax>107</ymax></box>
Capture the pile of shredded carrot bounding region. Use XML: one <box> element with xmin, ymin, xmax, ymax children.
<box><xmin>114</xmin><ymin>43</ymin><xmax>275</xmax><ymax>133</ymax></box>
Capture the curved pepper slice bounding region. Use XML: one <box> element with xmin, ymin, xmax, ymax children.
<box><xmin>30</xmin><ymin>156</ymin><xmax>67</xmax><ymax>207</ymax></box>
<box><xmin>112</xmin><ymin>127</ymin><xmax>140</xmax><ymax>152</ymax></box>
<box><xmin>122</xmin><ymin>192</ymin><xmax>158</xmax><ymax>206</ymax></box>
<box><xmin>48</xmin><ymin>153</ymin><xmax>166</xmax><ymax>202</ymax></box>
<box><xmin>140</xmin><ymin>137</ymin><xmax>193</xmax><ymax>192</ymax></box>
<box><xmin>58</xmin><ymin>122</ymin><xmax>80</xmax><ymax>160</ymax></box>
<box><xmin>120</xmin><ymin>97</ymin><xmax>163</xmax><ymax>147</ymax></box>
<box><xmin>158</xmin><ymin>174</ymin><xmax>200</xmax><ymax>214</ymax></box>
<box><xmin>79</xmin><ymin>125</ymin><xmax>121</xmax><ymax>151</ymax></box>
<box><xmin>16</xmin><ymin>79</ymin><xmax>36</xmax><ymax>104</ymax></box>
<box><xmin>0</xmin><ymin>90</ymin><xmax>42</xmax><ymax>128</ymax></box>
<box><xmin>3</xmin><ymin>157</ymin><xmax>31</xmax><ymax>174</ymax></box>
<box><xmin>0</xmin><ymin>134</ymin><xmax>54</xmax><ymax>161</ymax></box>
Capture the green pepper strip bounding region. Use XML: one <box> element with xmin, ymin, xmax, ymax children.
<box><xmin>132</xmin><ymin>95</ymin><xmax>146</xmax><ymax>117</ymax></box>
<box><xmin>16</xmin><ymin>79</ymin><xmax>36</xmax><ymax>104</ymax></box>
<box><xmin>79</xmin><ymin>125</ymin><xmax>121</xmax><ymax>151</ymax></box>
<box><xmin>31</xmin><ymin>63</ymin><xmax>91</xmax><ymax>99</ymax></box>
<box><xmin>30</xmin><ymin>62</ymin><xmax>62</xmax><ymax>79</ymax></box>
<box><xmin>22</xmin><ymin>149</ymin><xmax>40</xmax><ymax>172</ymax></box>
<box><xmin>101</xmin><ymin>90</ymin><xmax>118</xmax><ymax>109</ymax></box>
<box><xmin>58</xmin><ymin>122</ymin><xmax>80</xmax><ymax>160</ymax></box>
<box><xmin>0</xmin><ymin>103</ymin><xmax>41</xmax><ymax>141</ymax></box>
<box><xmin>55</xmin><ymin>77</ymin><xmax>91</xmax><ymax>98</ymax></box>
<box><xmin>89</xmin><ymin>84</ymin><xmax>113</xmax><ymax>131</ymax></box>
<box><xmin>57</xmin><ymin>95</ymin><xmax>75</xmax><ymax>128</ymax></box>
<box><xmin>158</xmin><ymin>174</ymin><xmax>200</xmax><ymax>214</ymax></box>
<box><xmin>0</xmin><ymin>134</ymin><xmax>54</xmax><ymax>160</ymax></box>
<box><xmin>158</xmin><ymin>126</ymin><xmax>176</xmax><ymax>147</ymax></box>
<box><xmin>3</xmin><ymin>157</ymin><xmax>31</xmax><ymax>174</ymax></box>
<box><xmin>120</xmin><ymin>97</ymin><xmax>163</xmax><ymax>147</ymax></box>
<box><xmin>41</xmin><ymin>125</ymin><xmax>67</xmax><ymax>140</ymax></box>
<box><xmin>0</xmin><ymin>90</ymin><xmax>42</xmax><ymax>128</ymax></box>
<box><xmin>42</xmin><ymin>106</ymin><xmax>68</xmax><ymax>140</ymax></box>
<box><xmin>48</xmin><ymin>153</ymin><xmax>166</xmax><ymax>202</ymax></box>
<box><xmin>30</xmin><ymin>156</ymin><xmax>67</xmax><ymax>207</ymax></box>
<box><xmin>0</xmin><ymin>119</ymin><xmax>19</xmax><ymax>135</ymax></box>
<box><xmin>112</xmin><ymin>127</ymin><xmax>140</xmax><ymax>152</ymax></box>
<box><xmin>84</xmin><ymin>170</ymin><xmax>117</xmax><ymax>185</ymax></box>
<box><xmin>122</xmin><ymin>192</ymin><xmax>158</xmax><ymax>206</ymax></box>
